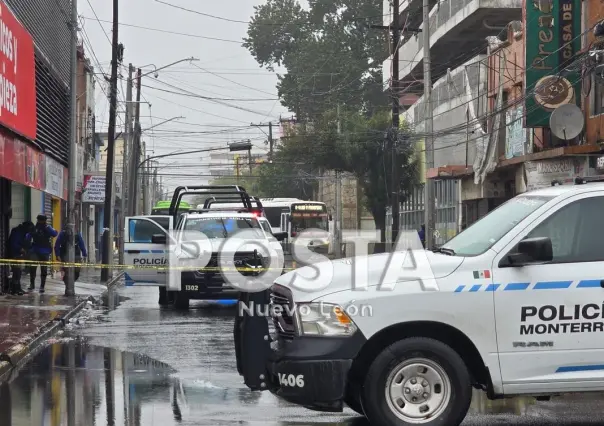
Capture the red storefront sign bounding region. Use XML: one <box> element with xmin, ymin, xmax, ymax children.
<box><xmin>0</xmin><ymin>2</ymin><xmax>37</xmax><ymax>141</ymax></box>
<box><xmin>0</xmin><ymin>130</ymin><xmax>67</xmax><ymax>200</ymax></box>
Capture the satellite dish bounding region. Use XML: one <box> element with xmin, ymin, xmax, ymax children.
<box><xmin>549</xmin><ymin>103</ymin><xmax>584</xmax><ymax>140</ymax></box>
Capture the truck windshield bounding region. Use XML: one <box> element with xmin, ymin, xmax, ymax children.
<box><xmin>440</xmin><ymin>195</ymin><xmax>554</xmax><ymax>256</ymax></box>
<box><xmin>183</xmin><ymin>217</ymin><xmax>263</xmax><ymax>239</ymax></box>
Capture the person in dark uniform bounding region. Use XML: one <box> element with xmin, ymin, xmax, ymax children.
<box><xmin>55</xmin><ymin>227</ymin><xmax>87</xmax><ymax>284</ymax></box>
<box><xmin>418</xmin><ymin>224</ymin><xmax>426</xmax><ymax>248</ymax></box>
<box><xmin>25</xmin><ymin>215</ymin><xmax>58</xmax><ymax>293</ymax></box>
<box><xmin>7</xmin><ymin>220</ymin><xmax>34</xmax><ymax>295</ymax></box>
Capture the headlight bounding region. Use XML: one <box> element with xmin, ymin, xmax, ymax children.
<box><xmin>295</xmin><ymin>303</ymin><xmax>357</xmax><ymax>337</ymax></box>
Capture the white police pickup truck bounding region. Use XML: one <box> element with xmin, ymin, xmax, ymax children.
<box><xmin>124</xmin><ymin>185</ymin><xmax>286</xmax><ymax>309</ymax></box>
<box><xmin>235</xmin><ymin>176</ymin><xmax>604</xmax><ymax>426</ymax></box>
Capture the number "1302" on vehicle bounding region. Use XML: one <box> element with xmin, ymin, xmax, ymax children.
<box><xmin>278</xmin><ymin>373</ymin><xmax>304</xmax><ymax>388</ymax></box>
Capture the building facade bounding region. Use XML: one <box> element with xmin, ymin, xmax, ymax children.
<box><xmin>381</xmin><ymin>0</ymin><xmax>522</xmax><ymax>243</ymax></box>
<box><xmin>384</xmin><ymin>0</ymin><xmax>604</xmax><ymax>243</ymax></box>
<box><xmin>0</xmin><ymin>0</ymin><xmax>78</xmax><ymax>287</ymax></box>
<box><xmin>77</xmin><ymin>41</ymin><xmax>99</xmax><ymax>261</ymax></box>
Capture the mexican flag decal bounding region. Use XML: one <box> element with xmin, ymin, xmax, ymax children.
<box><xmin>473</xmin><ymin>270</ymin><xmax>491</xmax><ymax>279</ymax></box>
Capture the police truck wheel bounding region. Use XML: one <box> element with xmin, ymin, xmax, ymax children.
<box><xmin>158</xmin><ymin>287</ymin><xmax>169</xmax><ymax>305</ymax></box>
<box><xmin>361</xmin><ymin>337</ymin><xmax>471</xmax><ymax>426</ymax></box>
<box><xmin>173</xmin><ymin>293</ymin><xmax>189</xmax><ymax>310</ymax></box>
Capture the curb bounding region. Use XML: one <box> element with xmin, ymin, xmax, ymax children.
<box><xmin>0</xmin><ymin>272</ymin><xmax>124</xmax><ymax>383</ymax></box>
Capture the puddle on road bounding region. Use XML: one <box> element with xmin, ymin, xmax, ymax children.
<box><xmin>4</xmin><ymin>338</ymin><xmax>604</xmax><ymax>426</ymax></box>
<box><xmin>13</xmin><ymin>304</ymin><xmax>73</xmax><ymax>310</ymax></box>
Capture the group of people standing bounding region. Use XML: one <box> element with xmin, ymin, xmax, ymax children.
<box><xmin>4</xmin><ymin>214</ymin><xmax>87</xmax><ymax>295</ymax></box>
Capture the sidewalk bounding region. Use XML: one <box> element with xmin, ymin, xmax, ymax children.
<box><xmin>0</xmin><ymin>267</ymin><xmax>122</xmax><ymax>381</ymax></box>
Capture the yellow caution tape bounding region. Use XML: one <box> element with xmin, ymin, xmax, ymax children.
<box><xmin>0</xmin><ymin>257</ymin><xmax>298</xmax><ymax>272</ymax></box>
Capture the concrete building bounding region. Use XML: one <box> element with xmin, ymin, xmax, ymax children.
<box><xmin>386</xmin><ymin>0</ymin><xmax>604</xmax><ymax>244</ymax></box>
<box><xmin>77</xmin><ymin>40</ymin><xmax>99</xmax><ymax>261</ymax></box>
<box><xmin>381</xmin><ymin>0</ymin><xmax>522</xmax><ymax>244</ymax></box>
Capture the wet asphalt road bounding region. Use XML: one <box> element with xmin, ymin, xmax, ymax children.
<box><xmin>4</xmin><ymin>285</ymin><xmax>604</xmax><ymax>425</ymax></box>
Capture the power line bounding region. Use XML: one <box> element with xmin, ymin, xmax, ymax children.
<box><xmin>84</xmin><ymin>0</ymin><xmax>112</xmax><ymax>45</ymax></box>
<box><xmin>154</xmin><ymin>0</ymin><xmax>403</xmax><ymax>25</ymax></box>
<box><xmin>141</xmin><ymin>83</ymin><xmax>278</xmax><ymax>101</ymax></box>
<box><xmin>80</xmin><ymin>16</ymin><xmax>244</xmax><ymax>43</ymax></box>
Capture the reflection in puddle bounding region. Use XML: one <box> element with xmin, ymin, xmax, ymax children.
<box><xmin>1</xmin><ymin>339</ymin><xmax>287</xmax><ymax>426</ymax></box>
<box><xmin>4</xmin><ymin>338</ymin><xmax>604</xmax><ymax>426</ymax></box>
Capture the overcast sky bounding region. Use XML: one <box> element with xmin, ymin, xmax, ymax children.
<box><xmin>78</xmin><ymin>0</ymin><xmax>291</xmax><ymax>194</ymax></box>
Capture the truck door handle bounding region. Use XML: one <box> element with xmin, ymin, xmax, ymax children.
<box><xmin>127</xmin><ymin>250</ymin><xmax>141</xmax><ymax>254</ymax></box>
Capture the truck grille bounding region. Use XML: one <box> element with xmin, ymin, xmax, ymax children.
<box><xmin>200</xmin><ymin>252</ymin><xmax>259</xmax><ymax>272</ymax></box>
<box><xmin>270</xmin><ymin>287</ymin><xmax>295</xmax><ymax>340</ymax></box>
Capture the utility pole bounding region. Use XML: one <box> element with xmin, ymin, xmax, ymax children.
<box><xmin>268</xmin><ymin>122</ymin><xmax>273</xmax><ymax>158</ymax></box>
<box><xmin>423</xmin><ymin>0</ymin><xmax>436</xmax><ymax>250</ymax></box>
<box><xmin>335</xmin><ymin>170</ymin><xmax>342</xmax><ymax>258</ymax></box>
<box><xmin>65</xmin><ymin>0</ymin><xmax>78</xmax><ymax>295</ymax></box>
<box><xmin>334</xmin><ymin>105</ymin><xmax>342</xmax><ymax>259</ymax></box>
<box><xmin>128</xmin><ymin>69</ymin><xmax>142</xmax><ymax>216</ymax></box>
<box><xmin>153</xmin><ymin>167</ymin><xmax>158</xmax><ymax>205</ymax></box>
<box><xmin>142</xmin><ymin>154</ymin><xmax>149</xmax><ymax>215</ymax></box>
<box><xmin>146</xmin><ymin>156</ymin><xmax>152</xmax><ymax>213</ymax></box>
<box><xmin>370</xmin><ymin>5</ymin><xmax>421</xmax><ymax>247</ymax></box>
<box><xmin>100</xmin><ymin>0</ymin><xmax>119</xmax><ymax>282</ymax></box>
<box><xmin>250</xmin><ymin>122</ymin><xmax>274</xmax><ymax>158</ymax></box>
<box><xmin>248</xmin><ymin>148</ymin><xmax>252</xmax><ymax>175</ymax></box>
<box><xmin>390</xmin><ymin>0</ymin><xmax>401</xmax><ymax>248</ymax></box>
<box><xmin>119</xmin><ymin>64</ymin><xmax>133</xmax><ymax>267</ymax></box>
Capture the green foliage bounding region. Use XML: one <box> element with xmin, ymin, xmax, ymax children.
<box><xmin>210</xmin><ymin>164</ymin><xmax>315</xmax><ymax>199</ymax></box>
<box><xmin>243</xmin><ymin>0</ymin><xmax>389</xmax><ymax>119</ymax></box>
<box><xmin>269</xmin><ymin>109</ymin><xmax>418</xmax><ymax>230</ymax></box>
<box><xmin>244</xmin><ymin>0</ymin><xmax>418</xmax><ymax>232</ymax></box>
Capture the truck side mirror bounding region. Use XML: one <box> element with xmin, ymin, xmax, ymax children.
<box><xmin>151</xmin><ymin>234</ymin><xmax>167</xmax><ymax>244</ymax></box>
<box><xmin>273</xmin><ymin>231</ymin><xmax>287</xmax><ymax>242</ymax></box>
<box><xmin>502</xmin><ymin>237</ymin><xmax>553</xmax><ymax>267</ymax></box>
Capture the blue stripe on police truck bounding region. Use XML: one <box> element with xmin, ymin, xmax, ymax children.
<box><xmin>454</xmin><ymin>280</ymin><xmax>602</xmax><ymax>293</ymax></box>
<box><xmin>556</xmin><ymin>365</ymin><xmax>604</xmax><ymax>373</ymax></box>
<box><xmin>124</xmin><ymin>272</ymin><xmax>160</xmax><ymax>286</ymax></box>
<box><xmin>129</xmin><ymin>249</ymin><xmax>168</xmax><ymax>254</ymax></box>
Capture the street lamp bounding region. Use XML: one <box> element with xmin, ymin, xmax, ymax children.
<box><xmin>228</xmin><ymin>141</ymin><xmax>252</xmax><ymax>151</ymax></box>
<box><xmin>140</xmin><ymin>57</ymin><xmax>199</xmax><ymax>79</ymax></box>
<box><xmin>142</xmin><ymin>116</ymin><xmax>184</xmax><ymax>133</ymax></box>
<box><xmin>229</xmin><ymin>140</ymin><xmax>253</xmax><ymax>175</ymax></box>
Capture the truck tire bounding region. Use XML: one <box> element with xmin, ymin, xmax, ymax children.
<box><xmin>158</xmin><ymin>287</ymin><xmax>169</xmax><ymax>305</ymax></box>
<box><xmin>361</xmin><ymin>337</ymin><xmax>471</xmax><ymax>426</ymax></box>
<box><xmin>173</xmin><ymin>293</ymin><xmax>190</xmax><ymax>310</ymax></box>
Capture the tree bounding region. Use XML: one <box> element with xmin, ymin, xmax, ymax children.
<box><xmin>244</xmin><ymin>0</ymin><xmax>418</xmax><ymax>238</ymax></box>
<box><xmin>244</xmin><ymin>0</ymin><xmax>389</xmax><ymax>120</ymax></box>
<box><xmin>270</xmin><ymin>109</ymin><xmax>418</xmax><ymax>238</ymax></box>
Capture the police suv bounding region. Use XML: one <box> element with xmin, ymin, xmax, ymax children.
<box><xmin>124</xmin><ymin>185</ymin><xmax>286</xmax><ymax>309</ymax></box>
<box><xmin>235</xmin><ymin>176</ymin><xmax>604</xmax><ymax>426</ymax></box>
